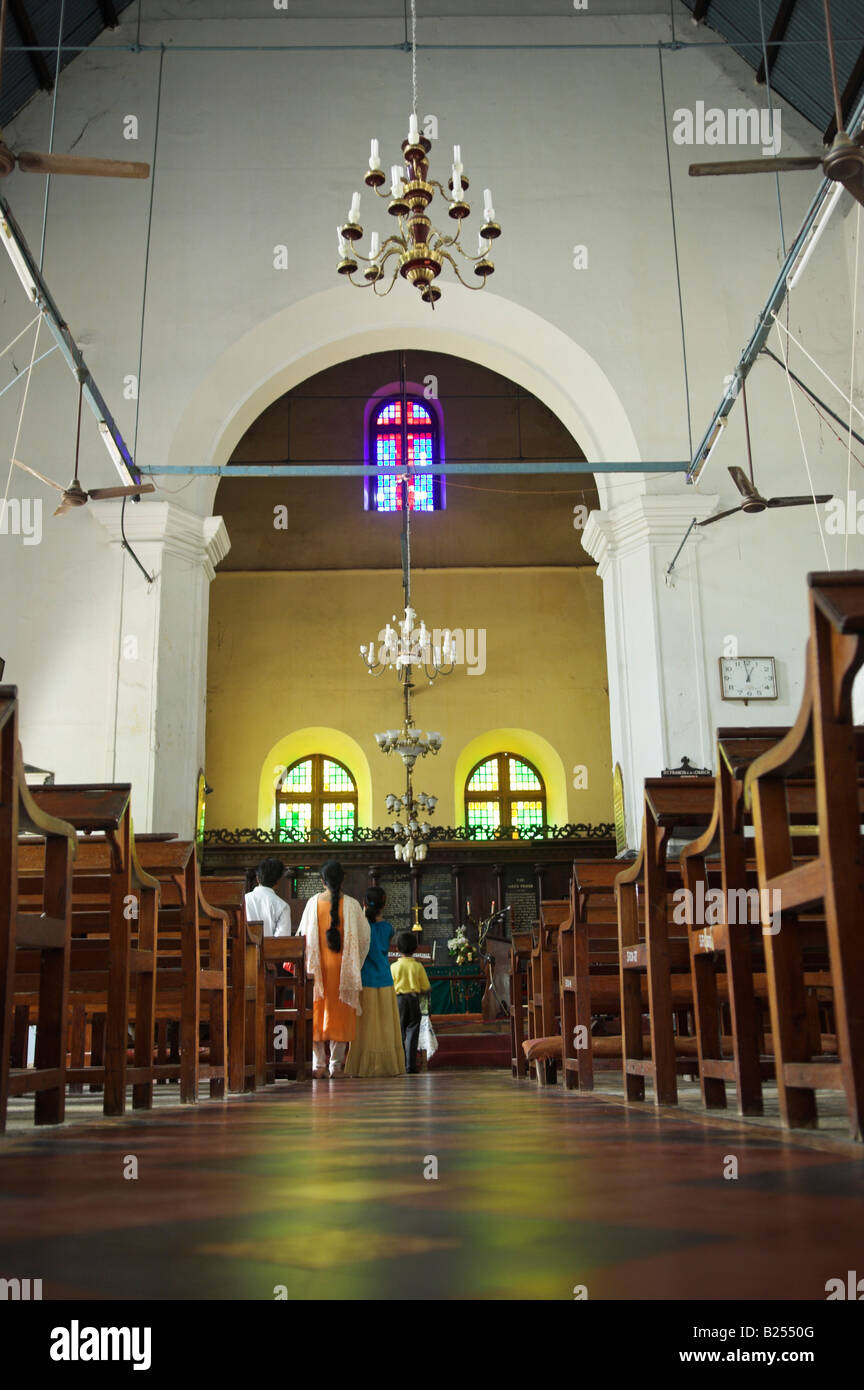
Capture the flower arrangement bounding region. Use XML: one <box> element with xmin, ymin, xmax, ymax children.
<box><xmin>447</xmin><ymin>927</ymin><xmax>477</xmax><ymax>967</ymax></box>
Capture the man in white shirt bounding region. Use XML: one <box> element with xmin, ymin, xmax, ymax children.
<box><xmin>245</xmin><ymin>857</ymin><xmax>293</xmax><ymax>937</ymax></box>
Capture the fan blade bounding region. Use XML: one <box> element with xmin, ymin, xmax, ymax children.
<box><xmin>766</xmin><ymin>495</ymin><xmax>833</xmax><ymax>507</ymax></box>
<box><xmin>87</xmin><ymin>483</ymin><xmax>156</xmax><ymax>501</ymax></box>
<box><xmin>11</xmin><ymin>457</ymin><xmax>64</xmax><ymax>492</ymax></box>
<box><xmin>52</xmin><ymin>498</ymin><xmax>75</xmax><ymax>517</ymax></box>
<box><xmin>689</xmin><ymin>157</ymin><xmax>822</xmax><ymax>177</ymax></box>
<box><xmin>698</xmin><ymin>506</ymin><xmax>744</xmax><ymax>527</ymax></box>
<box><xmin>16</xmin><ymin>152</ymin><xmax>150</xmax><ymax>180</ymax></box>
<box><xmin>729</xmin><ymin>466</ymin><xmax>762</xmax><ymax>501</ymax></box>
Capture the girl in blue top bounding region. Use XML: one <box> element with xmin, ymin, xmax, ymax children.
<box><xmin>344</xmin><ymin>887</ymin><xmax>406</xmax><ymax>1077</ymax></box>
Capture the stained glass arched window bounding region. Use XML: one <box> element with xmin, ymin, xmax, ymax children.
<box><xmin>275</xmin><ymin>755</ymin><xmax>358</xmax><ymax>840</ymax></box>
<box><xmin>465</xmin><ymin>753</ymin><xmax>547</xmax><ymax>838</ymax></box>
<box><xmin>367</xmin><ymin>395</ymin><xmax>443</xmax><ymax>512</ymax></box>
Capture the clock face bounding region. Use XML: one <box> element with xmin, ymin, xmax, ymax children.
<box><xmin>719</xmin><ymin>656</ymin><xmax>777</xmax><ymax>700</ymax></box>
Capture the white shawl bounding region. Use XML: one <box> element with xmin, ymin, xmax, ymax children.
<box><xmin>297</xmin><ymin>892</ymin><xmax>371</xmax><ymax>1015</ymax></box>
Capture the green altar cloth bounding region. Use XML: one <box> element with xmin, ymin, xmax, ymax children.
<box><xmin>428</xmin><ymin>962</ymin><xmax>485</xmax><ymax>1015</ymax></box>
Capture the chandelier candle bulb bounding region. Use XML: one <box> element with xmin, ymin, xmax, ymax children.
<box><xmin>369</xmin><ymin>138</ymin><xmax>381</xmax><ymax>169</ymax></box>
<box><xmin>409</xmin><ymin>113</ymin><xmax>420</xmax><ymax>144</ymax></box>
<box><xmin>452</xmin><ymin>168</ymin><xmax>462</xmax><ymax>197</ymax></box>
<box><xmin>483</xmin><ymin>189</ymin><xmax>494</xmax><ymax>219</ymax></box>
<box><xmin>453</xmin><ymin>145</ymin><xmax>462</xmax><ymax>173</ymax></box>
<box><xmin>370</xmin><ymin>231</ymin><xmax>380</xmax><ymax>257</ymax></box>
<box><xmin>349</xmin><ymin>191</ymin><xmax>361</xmax><ymax>222</ymax></box>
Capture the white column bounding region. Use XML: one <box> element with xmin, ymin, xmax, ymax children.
<box><xmin>582</xmin><ymin>492</ymin><xmax>717</xmax><ymax>848</ymax></box>
<box><xmin>90</xmin><ymin>501</ymin><xmax>230</xmax><ymax>836</ymax></box>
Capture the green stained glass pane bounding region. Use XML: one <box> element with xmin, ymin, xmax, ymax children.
<box><xmin>509</xmin><ymin>758</ymin><xmax>541</xmax><ymax>791</ymax></box>
<box><xmin>283</xmin><ymin>803</ymin><xmax>311</xmax><ymax>831</ymax></box>
<box><xmin>467</xmin><ymin>757</ymin><xmax>498</xmax><ymax>792</ymax></box>
<box><xmin>512</xmin><ymin>800</ymin><xmax>543</xmax><ymax>830</ymax></box>
<box><xmin>323</xmin><ymin>802</ymin><xmax>356</xmax><ymax>837</ymax></box>
<box><xmin>284</xmin><ymin>759</ymin><xmax>312</xmax><ymax>792</ymax></box>
<box><xmin>323</xmin><ymin>759</ymin><xmax>354</xmax><ymax>793</ymax></box>
<box><xmin>467</xmin><ymin>800</ymin><xmax>500</xmax><ymax>839</ymax></box>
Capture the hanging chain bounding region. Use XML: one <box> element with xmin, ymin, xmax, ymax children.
<box><xmin>411</xmin><ymin>0</ymin><xmax>418</xmax><ymax>117</ymax></box>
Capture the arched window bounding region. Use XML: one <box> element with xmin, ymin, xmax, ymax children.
<box><xmin>465</xmin><ymin>753</ymin><xmax>547</xmax><ymax>838</ymax></box>
<box><xmin>275</xmin><ymin>755</ymin><xmax>358</xmax><ymax>840</ymax></box>
<box><xmin>366</xmin><ymin>394</ymin><xmax>443</xmax><ymax>512</ymax></box>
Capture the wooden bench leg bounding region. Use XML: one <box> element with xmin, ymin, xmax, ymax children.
<box><xmin>89</xmin><ymin>1014</ymin><xmax>106</xmax><ymax>1092</ymax></box>
<box><xmin>68</xmin><ymin>1003</ymin><xmax>85</xmax><ymax>1094</ymax></box>
<box><xmin>752</xmin><ymin>779</ymin><xmax>818</xmax><ymax>1130</ymax></box>
<box><xmin>33</xmin><ymin>834</ymin><xmax>73</xmax><ymax>1125</ymax></box>
<box><xmin>208</xmin><ymin>923</ymin><xmax>227</xmax><ymax>1100</ymax></box>
<box><xmin>644</xmin><ymin>821</ymin><xmax>677</xmax><ymax>1106</ymax></box>
<box><xmin>11</xmin><ymin>1004</ymin><xmax>29</xmax><ymax>1068</ymax></box>
<box><xmin>684</xmin><ymin>855</ymin><xmax>726</xmax><ymax>1111</ymax></box>
<box><xmin>228</xmin><ymin>936</ymin><xmax>247</xmax><ymax>1093</ymax></box>
<box><xmin>105</xmin><ymin>848</ymin><xmax>132</xmax><ymax>1116</ymax></box>
<box><xmin>156</xmin><ymin>1021</ymin><xmax>169</xmax><ymax>1081</ymax></box>
<box><xmin>619</xmin><ymin>883</ymin><xmax>645</xmax><ymax>1102</ymax></box>
<box><xmin>132</xmin><ymin>887</ymin><xmax>157</xmax><ymax>1110</ymax></box>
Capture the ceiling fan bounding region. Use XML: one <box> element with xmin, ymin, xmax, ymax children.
<box><xmin>0</xmin><ymin>0</ymin><xmax>150</xmax><ymax>182</ymax></box>
<box><xmin>698</xmin><ymin>382</ymin><xmax>831</xmax><ymax>529</ymax></box>
<box><xmin>689</xmin><ymin>0</ymin><xmax>864</xmax><ymax>209</ymax></box>
<box><xmin>12</xmin><ymin>380</ymin><xmax>154</xmax><ymax>516</ymax></box>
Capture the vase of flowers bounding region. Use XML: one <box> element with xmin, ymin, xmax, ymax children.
<box><xmin>447</xmin><ymin>927</ymin><xmax>477</xmax><ymax>967</ymax></box>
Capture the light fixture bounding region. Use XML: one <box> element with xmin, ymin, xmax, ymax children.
<box><xmin>336</xmin><ymin>0</ymin><xmax>501</xmax><ymax>307</ymax></box>
<box><xmin>374</xmin><ymin>720</ymin><xmax>444</xmax><ymax>771</ymax></box>
<box><xmin>786</xmin><ymin>179</ymin><xmax>846</xmax><ymax>290</ymax></box>
<box><xmin>0</xmin><ymin>209</ymin><xmax>38</xmax><ymax>300</ymax></box>
<box><xmin>699</xmin><ymin>416</ymin><xmax>727</xmax><ymax>472</ymax></box>
<box><xmin>361</xmin><ymin>604</ymin><xmax>456</xmax><ymax>681</ymax></box>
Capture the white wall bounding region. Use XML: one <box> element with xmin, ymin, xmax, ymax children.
<box><xmin>0</xmin><ymin>1</ymin><xmax>860</xmax><ymax>834</ymax></box>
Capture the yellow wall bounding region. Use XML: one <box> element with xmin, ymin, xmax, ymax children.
<box><xmin>205</xmin><ymin>566</ymin><xmax>613</xmax><ymax>831</ymax></box>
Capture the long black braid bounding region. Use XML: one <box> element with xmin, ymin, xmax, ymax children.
<box><xmin>321</xmin><ymin>859</ymin><xmax>345</xmax><ymax>951</ymax></box>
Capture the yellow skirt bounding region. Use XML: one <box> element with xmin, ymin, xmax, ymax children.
<box><xmin>344</xmin><ymin>986</ymin><xmax>405</xmax><ymax>1077</ymax></box>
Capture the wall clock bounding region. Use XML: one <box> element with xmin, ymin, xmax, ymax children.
<box><xmin>719</xmin><ymin>656</ymin><xmax>777</xmax><ymax>702</ymax></box>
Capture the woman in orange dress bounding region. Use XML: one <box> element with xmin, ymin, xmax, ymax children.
<box><xmin>297</xmin><ymin>860</ymin><xmax>370</xmax><ymax>1078</ymax></box>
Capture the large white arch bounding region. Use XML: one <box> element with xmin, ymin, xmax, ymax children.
<box><xmin>163</xmin><ymin>284</ymin><xmax>642</xmax><ymax>511</ymax></box>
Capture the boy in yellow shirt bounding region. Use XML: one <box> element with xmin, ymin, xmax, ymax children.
<box><xmin>390</xmin><ymin>932</ymin><xmax>431</xmax><ymax>1074</ymax></box>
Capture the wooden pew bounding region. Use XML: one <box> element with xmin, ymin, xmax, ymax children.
<box><xmin>16</xmin><ymin>807</ymin><xmax>161</xmax><ymax>1116</ymax></box>
<box><xmin>509</xmin><ymin>931</ymin><xmax>532</xmax><ymax>1077</ymax></box>
<box><xmin>679</xmin><ymin>729</ymin><xmax>831</xmax><ymax>1117</ymax></box>
<box><xmin>559</xmin><ymin>860</ymin><xmax>624</xmax><ymax>1092</ymax></box>
<box><xmin>615</xmin><ymin>777</ymin><xmax>716</xmax><ymax>1106</ymax></box>
<box><xmin>197</xmin><ymin>874</ymin><xmax>265</xmax><ymax>1093</ymax></box>
<box><xmin>262</xmin><ymin>936</ymin><xmax>313</xmax><ymax>1082</ymax></box>
<box><xmin>744</xmin><ymin>572</ymin><xmax>864</xmax><ymax>1140</ymax></box>
<box><xmin>1</xmin><ymin>688</ymin><xmax>77</xmax><ymax>1130</ymax></box>
<box><xmin>134</xmin><ymin>840</ymin><xmax>229</xmax><ymax>1101</ymax></box>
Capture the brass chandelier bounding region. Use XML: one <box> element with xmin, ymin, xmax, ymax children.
<box><xmin>336</xmin><ymin>0</ymin><xmax>501</xmax><ymax>307</ymax></box>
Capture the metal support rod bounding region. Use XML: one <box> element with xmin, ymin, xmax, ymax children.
<box><xmin>144</xmin><ymin>460</ymin><xmax>684</xmax><ymax>477</ymax></box>
<box><xmin>0</xmin><ymin>196</ymin><xmax>139</xmax><ymax>485</ymax></box>
<box><xmin>666</xmin><ymin>517</ymin><xmax>698</xmax><ymax>576</ymax></box>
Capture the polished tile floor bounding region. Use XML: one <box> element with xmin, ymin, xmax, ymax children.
<box><xmin>1</xmin><ymin>1072</ymin><xmax>863</xmax><ymax>1300</ymax></box>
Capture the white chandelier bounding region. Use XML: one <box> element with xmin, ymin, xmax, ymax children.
<box><xmin>374</xmin><ymin>723</ymin><xmax>442</xmax><ymax>768</ymax></box>
<box><xmin>384</xmin><ymin>788</ymin><xmax>439</xmax><ymax>862</ymax></box>
<box><xmin>361</xmin><ymin>603</ymin><xmax>455</xmax><ymax>681</ymax></box>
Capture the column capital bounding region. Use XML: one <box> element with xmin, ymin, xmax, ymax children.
<box><xmin>582</xmin><ymin>492</ymin><xmax>717</xmax><ymax>577</ymax></box>
<box><xmin>89</xmin><ymin>500</ymin><xmax>230</xmax><ymax>580</ymax></box>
